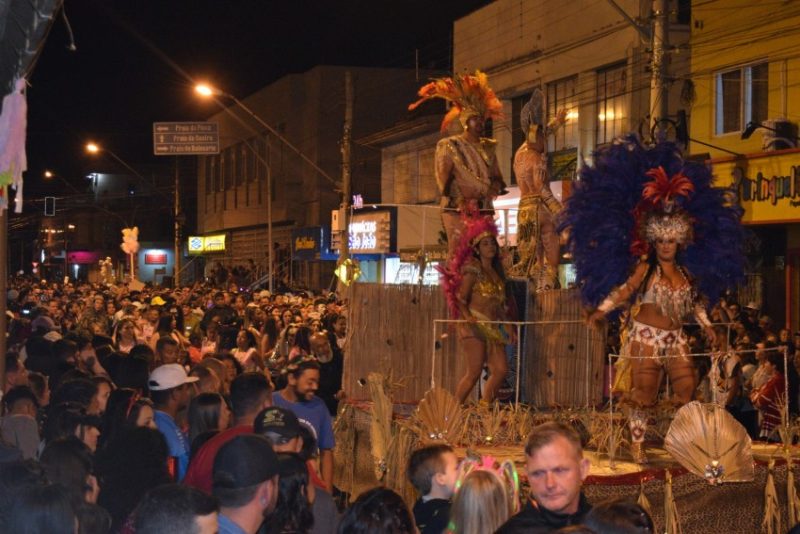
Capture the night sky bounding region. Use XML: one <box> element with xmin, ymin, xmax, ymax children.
<box><xmin>22</xmin><ymin>0</ymin><xmax>491</xmax><ymax>203</ymax></box>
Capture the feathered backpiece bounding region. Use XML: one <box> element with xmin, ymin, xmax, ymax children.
<box><xmin>558</xmin><ymin>135</ymin><xmax>745</xmax><ymax>308</ymax></box>
<box><xmin>409</xmin><ymin>70</ymin><xmax>503</xmax><ymax>132</ymax></box>
<box><xmin>454</xmin><ymin>455</ymin><xmax>521</xmax><ymax>513</ymax></box>
<box><xmin>664</xmin><ymin>401</ymin><xmax>754</xmax><ymax>484</ymax></box>
<box><xmin>438</xmin><ymin>211</ymin><xmax>499</xmax><ymax>318</ymax></box>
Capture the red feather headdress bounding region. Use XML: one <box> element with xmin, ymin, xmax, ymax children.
<box><xmin>408</xmin><ymin>70</ymin><xmax>503</xmax><ymax>132</ymax></box>
<box><xmin>630</xmin><ymin>166</ymin><xmax>695</xmax><ymax>256</ymax></box>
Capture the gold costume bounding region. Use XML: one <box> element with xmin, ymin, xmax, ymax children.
<box><xmin>435</xmin><ymin>136</ymin><xmax>503</xmax><ymax>254</ymax></box>
<box><xmin>508</xmin><ymin>192</ymin><xmax>563</xmax><ymax>288</ymax></box>
<box><xmin>459</xmin><ymin>261</ymin><xmax>508</xmax><ymax>344</ymax></box>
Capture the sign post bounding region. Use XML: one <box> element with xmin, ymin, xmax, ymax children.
<box><xmin>153</xmin><ymin>122</ymin><xmax>220</xmax><ymax>156</ymax></box>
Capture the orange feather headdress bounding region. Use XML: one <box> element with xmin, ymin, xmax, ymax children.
<box><xmin>408</xmin><ymin>70</ymin><xmax>503</xmax><ymax>132</ymax></box>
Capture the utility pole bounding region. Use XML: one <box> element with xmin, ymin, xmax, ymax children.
<box><xmin>266</xmin><ymin>137</ymin><xmax>273</xmax><ymax>294</ymax></box>
<box><xmin>650</xmin><ymin>0</ymin><xmax>670</xmax><ymax>142</ymax></box>
<box><xmin>174</xmin><ymin>157</ymin><xmax>181</xmax><ymax>287</ymax></box>
<box><xmin>338</xmin><ymin>71</ymin><xmax>353</xmax><ymax>290</ymax></box>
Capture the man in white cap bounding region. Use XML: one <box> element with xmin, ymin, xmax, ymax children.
<box><xmin>149</xmin><ymin>363</ymin><xmax>198</xmax><ymax>481</ymax></box>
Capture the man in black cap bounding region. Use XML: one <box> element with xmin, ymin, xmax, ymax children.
<box><xmin>254</xmin><ymin>406</ymin><xmax>303</xmax><ymax>454</ymax></box>
<box><xmin>213</xmin><ymin>434</ymin><xmax>280</xmax><ymax>534</ymax></box>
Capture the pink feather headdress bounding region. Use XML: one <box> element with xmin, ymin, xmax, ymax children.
<box><xmin>438</xmin><ymin>212</ymin><xmax>499</xmax><ymax>318</ymax></box>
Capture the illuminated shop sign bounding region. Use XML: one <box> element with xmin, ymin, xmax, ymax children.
<box><xmin>714</xmin><ymin>154</ymin><xmax>800</xmax><ymax>223</ymax></box>
<box><xmin>332</xmin><ymin>211</ymin><xmax>391</xmax><ymax>254</ymax></box>
<box><xmin>144</xmin><ymin>252</ymin><xmax>168</xmax><ymax>265</ymax></box>
<box><xmin>187</xmin><ymin>234</ymin><xmax>227</xmax><ymax>254</ymax></box>
<box><xmin>291</xmin><ymin>227</ymin><xmax>323</xmax><ymax>260</ymax></box>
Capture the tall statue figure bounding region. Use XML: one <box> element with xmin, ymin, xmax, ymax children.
<box><xmin>508</xmin><ymin>90</ymin><xmax>566</xmax><ymax>290</ymax></box>
<box><xmin>409</xmin><ymin>71</ymin><xmax>507</xmax><ymax>256</ymax></box>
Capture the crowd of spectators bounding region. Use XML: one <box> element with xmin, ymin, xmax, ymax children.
<box><xmin>0</xmin><ymin>277</ymin><xmax>356</xmax><ymax>533</ymax></box>
<box><xmin>0</xmin><ymin>275</ymin><xmax>798</xmax><ymax>533</ymax></box>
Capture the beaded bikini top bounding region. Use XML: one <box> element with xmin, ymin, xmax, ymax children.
<box><xmin>640</xmin><ymin>265</ymin><xmax>694</xmax><ymax>321</ymax></box>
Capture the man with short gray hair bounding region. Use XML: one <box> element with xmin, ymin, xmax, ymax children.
<box><xmin>496</xmin><ymin>422</ymin><xmax>592</xmax><ymax>532</ymax></box>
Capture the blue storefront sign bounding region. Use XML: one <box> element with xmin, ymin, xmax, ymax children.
<box><xmin>292</xmin><ymin>227</ymin><xmax>323</xmax><ymax>260</ymax></box>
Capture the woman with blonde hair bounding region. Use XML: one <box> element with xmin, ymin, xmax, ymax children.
<box><xmin>448</xmin><ymin>457</ymin><xmax>519</xmax><ymax>534</ymax></box>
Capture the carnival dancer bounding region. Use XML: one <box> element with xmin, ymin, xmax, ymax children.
<box><xmin>508</xmin><ymin>89</ymin><xmax>567</xmax><ymax>290</ymax></box>
<box><xmin>409</xmin><ymin>71</ymin><xmax>507</xmax><ymax>256</ymax></box>
<box><xmin>562</xmin><ymin>137</ymin><xmax>745</xmax><ymax>463</ymax></box>
<box><xmin>440</xmin><ymin>213</ymin><xmax>514</xmax><ymax>404</ymax></box>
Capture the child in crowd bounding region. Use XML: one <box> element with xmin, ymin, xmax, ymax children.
<box><xmin>407</xmin><ymin>444</ymin><xmax>459</xmax><ymax>534</ymax></box>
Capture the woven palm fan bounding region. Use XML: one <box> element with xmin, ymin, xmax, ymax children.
<box><xmin>414</xmin><ymin>387</ymin><xmax>464</xmax><ymax>445</ymax></box>
<box><xmin>664</xmin><ymin>401</ymin><xmax>754</xmax><ymax>484</ymax></box>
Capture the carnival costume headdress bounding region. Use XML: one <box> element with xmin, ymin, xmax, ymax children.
<box><xmin>559</xmin><ymin>136</ymin><xmax>745</xmax><ymax>310</ymax></box>
<box><xmin>438</xmin><ymin>211</ymin><xmax>500</xmax><ymax>318</ymax></box>
<box><xmin>408</xmin><ymin>70</ymin><xmax>503</xmax><ymax>132</ymax></box>
<box><xmin>450</xmin><ymin>456</ymin><xmax>520</xmax><ymax>519</ymax></box>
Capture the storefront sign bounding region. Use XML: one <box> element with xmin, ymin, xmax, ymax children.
<box><xmin>144</xmin><ymin>252</ymin><xmax>168</xmax><ymax>265</ymax></box>
<box><xmin>67</xmin><ymin>251</ymin><xmax>100</xmax><ymax>265</ymax></box>
<box><xmin>187</xmin><ymin>234</ymin><xmax>227</xmax><ymax>254</ymax></box>
<box><xmin>548</xmin><ymin>148</ymin><xmax>578</xmax><ymax>181</ymax></box>
<box><xmin>334</xmin><ymin>211</ymin><xmax>391</xmax><ymax>254</ymax></box>
<box><xmin>291</xmin><ymin>227</ymin><xmax>322</xmax><ymax>260</ymax></box>
<box><xmin>399</xmin><ymin>249</ymin><xmax>448</xmax><ymax>262</ymax></box>
<box><xmin>714</xmin><ymin>152</ymin><xmax>800</xmax><ymax>223</ymax></box>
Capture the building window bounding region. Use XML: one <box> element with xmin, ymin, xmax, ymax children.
<box><xmin>393</xmin><ymin>152</ymin><xmax>413</xmax><ymax>204</ymax></box>
<box><xmin>215</xmin><ymin>153</ymin><xmax>224</xmax><ymax>193</ymax></box>
<box><xmin>715</xmin><ymin>62</ymin><xmax>768</xmax><ymax>135</ymax></box>
<box><xmin>204</xmin><ymin>156</ymin><xmax>212</xmax><ymax>194</ymax></box>
<box><xmin>596</xmin><ymin>63</ymin><xmax>628</xmax><ymax>146</ymax></box>
<box><xmin>546</xmin><ymin>76</ymin><xmax>579</xmax><ymax>152</ymax></box>
<box><xmin>417</xmin><ymin>148</ymin><xmax>437</xmax><ymax>203</ymax></box>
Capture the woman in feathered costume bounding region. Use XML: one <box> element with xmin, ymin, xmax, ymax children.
<box><xmin>409</xmin><ymin>71</ymin><xmax>506</xmax><ymax>257</ymax></box>
<box><xmin>560</xmin><ymin>136</ymin><xmax>745</xmax><ymax>463</ymax></box>
<box><xmin>440</xmin><ymin>212</ymin><xmax>513</xmax><ymax>404</ymax></box>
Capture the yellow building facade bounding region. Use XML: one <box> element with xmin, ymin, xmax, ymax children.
<box><xmin>690</xmin><ymin>0</ymin><xmax>800</xmax><ymax>331</ymax></box>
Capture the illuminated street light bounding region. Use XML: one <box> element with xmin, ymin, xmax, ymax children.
<box><xmin>194</xmin><ymin>83</ymin><xmax>217</xmax><ymax>97</ymax></box>
<box><xmin>85</xmin><ymin>142</ymin><xmax>99</xmax><ymax>154</ymax></box>
<box><xmin>44</xmin><ymin>170</ymin><xmax>54</xmax><ymax>178</ymax></box>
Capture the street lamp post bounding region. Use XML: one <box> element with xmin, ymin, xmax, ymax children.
<box><xmin>195</xmin><ymin>83</ymin><xmax>338</xmax><ymax>294</ymax></box>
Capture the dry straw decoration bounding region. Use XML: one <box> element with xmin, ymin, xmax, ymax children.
<box><xmin>663</xmin><ymin>470</ymin><xmax>682</xmax><ymax>534</ymax></box>
<box><xmin>637</xmin><ymin>480</ymin><xmax>653</xmax><ymax>524</ymax></box>
<box><xmin>762</xmin><ymin>459</ymin><xmax>781</xmax><ymax>534</ymax></box>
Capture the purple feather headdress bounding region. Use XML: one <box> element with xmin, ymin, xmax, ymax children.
<box><xmin>558</xmin><ymin>135</ymin><xmax>745</xmax><ymax>309</ymax></box>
